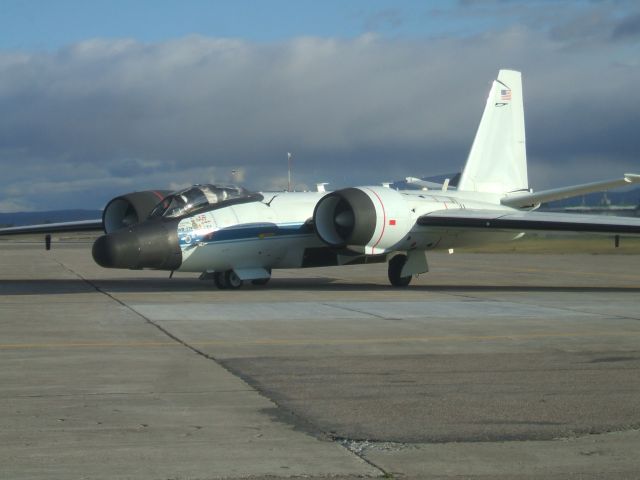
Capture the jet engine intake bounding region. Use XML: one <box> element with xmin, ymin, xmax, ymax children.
<box><xmin>102</xmin><ymin>190</ymin><xmax>170</xmax><ymax>233</ymax></box>
<box><xmin>313</xmin><ymin>187</ymin><xmax>412</xmax><ymax>254</ymax></box>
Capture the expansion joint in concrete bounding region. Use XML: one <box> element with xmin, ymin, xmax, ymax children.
<box><xmin>53</xmin><ymin>259</ymin><xmax>227</xmax><ymax>364</ymax></box>
<box><xmin>53</xmin><ymin>259</ymin><xmax>389</xmax><ymax>477</ymax></box>
<box><xmin>321</xmin><ymin>302</ymin><xmax>401</xmax><ymax>321</ymax></box>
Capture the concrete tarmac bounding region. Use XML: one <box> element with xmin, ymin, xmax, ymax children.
<box><xmin>1</xmin><ymin>242</ymin><xmax>640</xmax><ymax>479</ymax></box>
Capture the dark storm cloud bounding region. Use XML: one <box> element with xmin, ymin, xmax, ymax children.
<box><xmin>454</xmin><ymin>0</ymin><xmax>640</xmax><ymax>46</ymax></box>
<box><xmin>612</xmin><ymin>12</ymin><xmax>640</xmax><ymax>40</ymax></box>
<box><xmin>548</xmin><ymin>7</ymin><xmax>640</xmax><ymax>44</ymax></box>
<box><xmin>0</xmin><ymin>27</ymin><xmax>638</xmax><ymax>211</ymax></box>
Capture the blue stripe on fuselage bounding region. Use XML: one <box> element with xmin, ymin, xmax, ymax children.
<box><xmin>178</xmin><ymin>222</ymin><xmax>312</xmax><ymax>248</ymax></box>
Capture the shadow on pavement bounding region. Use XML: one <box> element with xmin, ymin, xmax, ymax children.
<box><xmin>1</xmin><ymin>278</ymin><xmax>640</xmax><ymax>295</ymax></box>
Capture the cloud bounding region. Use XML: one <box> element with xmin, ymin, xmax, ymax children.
<box><xmin>0</xmin><ymin>198</ymin><xmax>33</xmax><ymax>213</ymax></box>
<box><xmin>362</xmin><ymin>8</ymin><xmax>405</xmax><ymax>32</ymax></box>
<box><xmin>452</xmin><ymin>1</ymin><xmax>640</xmax><ymax>47</ymax></box>
<box><xmin>0</xmin><ymin>26</ymin><xmax>639</xmax><ymax>211</ymax></box>
<box><xmin>612</xmin><ymin>12</ymin><xmax>640</xmax><ymax>41</ymax></box>
<box><xmin>546</xmin><ymin>6</ymin><xmax>640</xmax><ymax>45</ymax></box>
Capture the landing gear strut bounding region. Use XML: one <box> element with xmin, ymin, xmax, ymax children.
<box><xmin>388</xmin><ymin>254</ymin><xmax>412</xmax><ymax>287</ymax></box>
<box><xmin>213</xmin><ymin>272</ymin><xmax>226</xmax><ymax>289</ymax></box>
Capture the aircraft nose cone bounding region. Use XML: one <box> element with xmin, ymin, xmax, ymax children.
<box><xmin>92</xmin><ymin>230</ymin><xmax>140</xmax><ymax>269</ymax></box>
<box><xmin>92</xmin><ymin>221</ymin><xmax>182</xmax><ymax>270</ymax></box>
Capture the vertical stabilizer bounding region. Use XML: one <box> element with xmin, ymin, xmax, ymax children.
<box><xmin>458</xmin><ymin>70</ymin><xmax>528</xmax><ymax>194</ymax></box>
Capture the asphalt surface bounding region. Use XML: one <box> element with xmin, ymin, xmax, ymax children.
<box><xmin>1</xmin><ymin>241</ymin><xmax>640</xmax><ymax>479</ymax></box>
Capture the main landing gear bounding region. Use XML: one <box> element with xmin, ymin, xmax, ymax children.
<box><xmin>214</xmin><ymin>270</ymin><xmax>243</xmax><ymax>289</ymax></box>
<box><xmin>388</xmin><ymin>254</ymin><xmax>412</xmax><ymax>287</ymax></box>
<box><xmin>208</xmin><ymin>269</ymin><xmax>272</xmax><ymax>289</ymax></box>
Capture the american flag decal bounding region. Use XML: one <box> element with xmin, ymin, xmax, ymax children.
<box><xmin>500</xmin><ymin>89</ymin><xmax>512</xmax><ymax>101</ymax></box>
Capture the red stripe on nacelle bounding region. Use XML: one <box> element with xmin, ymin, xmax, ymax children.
<box><xmin>366</xmin><ymin>188</ymin><xmax>386</xmax><ymax>251</ymax></box>
<box><xmin>152</xmin><ymin>190</ymin><xmax>165</xmax><ymax>201</ymax></box>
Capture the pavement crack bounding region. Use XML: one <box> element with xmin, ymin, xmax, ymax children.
<box><xmin>337</xmin><ymin>437</ymin><xmax>418</xmax><ymax>455</ymax></box>
<box><xmin>53</xmin><ymin>260</ymin><xmax>388</xmax><ymax>477</ymax></box>
<box><xmin>321</xmin><ymin>302</ymin><xmax>401</xmax><ymax>321</ymax></box>
<box><xmin>51</xmin><ymin>259</ymin><xmax>235</xmax><ymax>364</ymax></box>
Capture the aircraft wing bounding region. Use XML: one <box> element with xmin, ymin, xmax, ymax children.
<box><xmin>418</xmin><ymin>209</ymin><xmax>640</xmax><ymax>235</ymax></box>
<box><xmin>500</xmin><ymin>174</ymin><xmax>640</xmax><ymax>208</ymax></box>
<box><xmin>0</xmin><ymin>219</ymin><xmax>103</xmax><ymax>236</ymax></box>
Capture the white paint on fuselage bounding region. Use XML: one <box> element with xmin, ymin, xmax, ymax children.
<box><xmin>178</xmin><ymin>192</ymin><xmax>325</xmax><ymax>272</ymax></box>
<box><xmin>177</xmin><ymin>189</ymin><xmax>521</xmax><ymax>273</ymax></box>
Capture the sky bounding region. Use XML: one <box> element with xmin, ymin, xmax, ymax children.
<box><xmin>0</xmin><ymin>0</ymin><xmax>639</xmax><ymax>211</ymax></box>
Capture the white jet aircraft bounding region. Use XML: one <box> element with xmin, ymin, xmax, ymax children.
<box><xmin>2</xmin><ymin>69</ymin><xmax>639</xmax><ymax>287</ymax></box>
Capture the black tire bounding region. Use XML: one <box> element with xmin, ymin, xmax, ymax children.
<box><xmin>388</xmin><ymin>254</ymin><xmax>411</xmax><ymax>287</ymax></box>
<box><xmin>214</xmin><ymin>272</ymin><xmax>227</xmax><ymax>289</ymax></box>
<box><xmin>225</xmin><ymin>270</ymin><xmax>243</xmax><ymax>289</ymax></box>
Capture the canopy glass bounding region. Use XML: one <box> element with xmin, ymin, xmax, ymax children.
<box><xmin>150</xmin><ymin>184</ymin><xmax>259</xmax><ymax>218</ymax></box>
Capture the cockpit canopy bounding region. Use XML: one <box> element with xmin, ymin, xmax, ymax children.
<box><xmin>149</xmin><ymin>184</ymin><xmax>262</xmax><ymax>219</ymax></box>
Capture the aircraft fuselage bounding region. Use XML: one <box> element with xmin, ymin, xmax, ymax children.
<box><xmin>92</xmin><ymin>188</ymin><xmax>520</xmax><ymax>274</ymax></box>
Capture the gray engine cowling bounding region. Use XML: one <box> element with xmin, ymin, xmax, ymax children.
<box><xmin>102</xmin><ymin>190</ymin><xmax>170</xmax><ymax>233</ymax></box>
<box><xmin>312</xmin><ymin>187</ymin><xmax>413</xmax><ymax>254</ymax></box>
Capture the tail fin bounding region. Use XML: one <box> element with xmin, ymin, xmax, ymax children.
<box><xmin>458</xmin><ymin>69</ymin><xmax>528</xmax><ymax>194</ymax></box>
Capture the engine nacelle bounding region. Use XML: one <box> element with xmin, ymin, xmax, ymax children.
<box><xmin>313</xmin><ymin>187</ymin><xmax>413</xmax><ymax>254</ymax></box>
<box><xmin>102</xmin><ymin>190</ymin><xmax>170</xmax><ymax>233</ymax></box>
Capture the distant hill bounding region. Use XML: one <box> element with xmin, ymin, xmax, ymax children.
<box><xmin>0</xmin><ymin>210</ymin><xmax>102</xmax><ymax>228</ymax></box>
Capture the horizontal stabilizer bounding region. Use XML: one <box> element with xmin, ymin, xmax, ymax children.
<box><xmin>501</xmin><ymin>174</ymin><xmax>640</xmax><ymax>208</ymax></box>
<box><xmin>405</xmin><ymin>177</ymin><xmax>444</xmax><ymax>190</ymax></box>
<box><xmin>418</xmin><ymin>209</ymin><xmax>640</xmax><ymax>235</ymax></box>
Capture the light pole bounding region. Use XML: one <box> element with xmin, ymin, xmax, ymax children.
<box><xmin>287</xmin><ymin>152</ymin><xmax>292</xmax><ymax>192</ymax></box>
